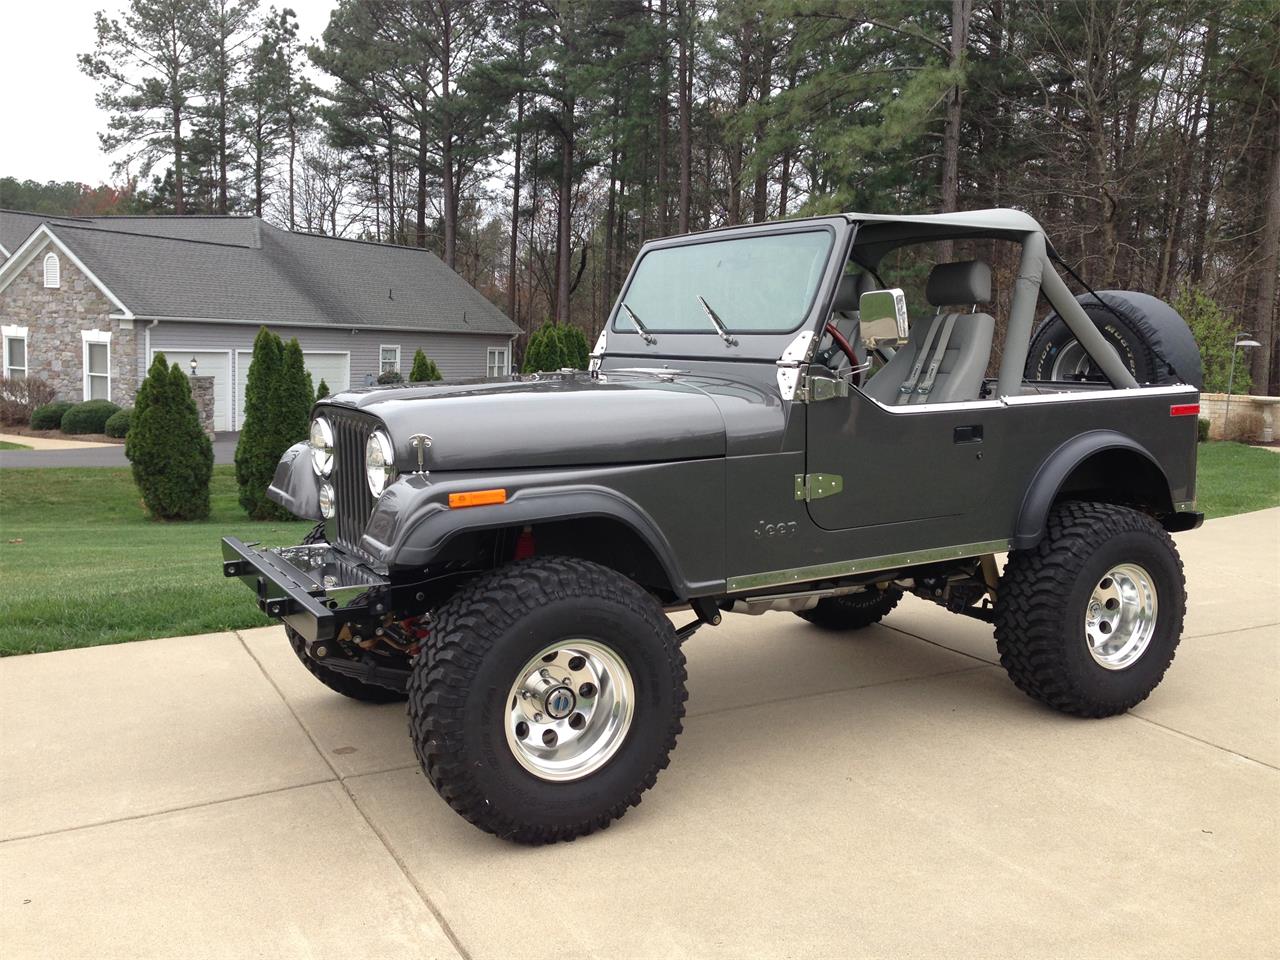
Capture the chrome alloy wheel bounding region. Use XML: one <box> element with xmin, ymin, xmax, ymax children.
<box><xmin>1085</xmin><ymin>563</ymin><xmax>1159</xmax><ymax>670</ymax></box>
<box><xmin>504</xmin><ymin>639</ymin><xmax>635</xmax><ymax>781</ymax></box>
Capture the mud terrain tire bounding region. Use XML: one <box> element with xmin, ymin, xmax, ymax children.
<box><xmin>408</xmin><ymin>556</ymin><xmax>687</xmax><ymax>844</ymax></box>
<box><xmin>994</xmin><ymin>501</ymin><xmax>1186</xmax><ymax>717</ymax></box>
<box><xmin>795</xmin><ymin>586</ymin><xmax>902</xmax><ymax>630</ymax></box>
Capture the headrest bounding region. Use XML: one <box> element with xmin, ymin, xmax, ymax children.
<box><xmin>926</xmin><ymin>260</ymin><xmax>991</xmax><ymax>306</ymax></box>
<box><xmin>832</xmin><ymin>272</ymin><xmax>876</xmax><ymax>312</ymax></box>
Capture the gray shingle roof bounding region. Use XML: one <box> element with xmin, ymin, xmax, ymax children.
<box><xmin>0</xmin><ymin>210</ymin><xmax>518</xmax><ymax>337</ymax></box>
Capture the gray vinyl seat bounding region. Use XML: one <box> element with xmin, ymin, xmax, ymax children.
<box><xmin>862</xmin><ymin>260</ymin><xmax>996</xmax><ymax>406</ymax></box>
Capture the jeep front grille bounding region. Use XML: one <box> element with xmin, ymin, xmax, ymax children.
<box><xmin>327</xmin><ymin>408</ymin><xmax>377</xmax><ymax>558</ymax></box>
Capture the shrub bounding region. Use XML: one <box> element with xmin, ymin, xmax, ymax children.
<box><xmin>561</xmin><ymin>325</ymin><xmax>589</xmax><ymax>369</ymax></box>
<box><xmin>0</xmin><ymin>375</ymin><xmax>57</xmax><ymax>425</ymax></box>
<box><xmin>30</xmin><ymin>401</ymin><xmax>74</xmax><ymax>430</ymax></box>
<box><xmin>273</xmin><ymin>338</ymin><xmax>313</xmax><ymax>452</ymax></box>
<box><xmin>523</xmin><ymin>322</ymin><xmax>570</xmax><ymax>373</ymax></box>
<box><xmin>315</xmin><ymin>378</ymin><xmax>330</xmax><ymax>400</ymax></box>
<box><xmin>1197</xmin><ymin>417</ymin><xmax>1211</xmax><ymax>442</ymax></box>
<box><xmin>409</xmin><ymin>348</ymin><xmax>442</xmax><ymax>381</ymax></box>
<box><xmin>60</xmin><ymin>399</ymin><xmax>120</xmax><ymax>435</ymax></box>
<box><xmin>1174</xmin><ymin>287</ymin><xmax>1252</xmax><ymax>395</ymax></box>
<box><xmin>126</xmin><ymin>353</ymin><xmax>213</xmax><ymax>520</ymax></box>
<box><xmin>377</xmin><ymin>369</ymin><xmax>404</xmax><ymax>385</ymax></box>
<box><xmin>235</xmin><ymin>327</ymin><xmax>287</xmax><ymax>519</ymax></box>
<box><xmin>104</xmin><ymin>407</ymin><xmax>133</xmax><ymax>438</ymax></box>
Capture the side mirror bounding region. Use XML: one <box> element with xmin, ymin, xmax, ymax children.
<box><xmin>858</xmin><ymin>288</ymin><xmax>909</xmax><ymax>345</ymax></box>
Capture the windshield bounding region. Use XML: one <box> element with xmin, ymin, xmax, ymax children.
<box><xmin>615</xmin><ymin>229</ymin><xmax>833</xmax><ymax>334</ymax></box>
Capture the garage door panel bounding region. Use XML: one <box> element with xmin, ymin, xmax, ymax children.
<box><xmin>153</xmin><ymin>349</ymin><xmax>231</xmax><ymax>431</ymax></box>
<box><xmin>234</xmin><ymin>351</ymin><xmax>350</xmax><ymax>430</ymax></box>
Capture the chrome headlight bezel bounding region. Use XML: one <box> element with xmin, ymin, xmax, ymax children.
<box><xmin>318</xmin><ymin>482</ymin><xmax>336</xmax><ymax>519</ymax></box>
<box><xmin>309</xmin><ymin>417</ymin><xmax>334</xmax><ymax>476</ymax></box>
<box><xmin>365</xmin><ymin>429</ymin><xmax>396</xmax><ymax>497</ymax></box>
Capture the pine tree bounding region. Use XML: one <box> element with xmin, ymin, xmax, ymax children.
<box><xmin>126</xmin><ymin>353</ymin><xmax>213</xmax><ymax>520</ymax></box>
<box><xmin>235</xmin><ymin>326</ymin><xmax>285</xmax><ymax>518</ymax></box>
<box><xmin>315</xmin><ymin>378</ymin><xmax>330</xmax><ymax>400</ymax></box>
<box><xmin>273</xmin><ymin>338</ymin><xmax>314</xmax><ymax>454</ymax></box>
<box><xmin>410</xmin><ymin>348</ymin><xmax>443</xmax><ymax>381</ymax></box>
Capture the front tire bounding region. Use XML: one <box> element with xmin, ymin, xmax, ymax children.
<box><xmin>795</xmin><ymin>585</ymin><xmax>902</xmax><ymax>631</ymax></box>
<box><xmin>994</xmin><ymin>501</ymin><xmax>1186</xmax><ymax>717</ymax></box>
<box><xmin>408</xmin><ymin>557</ymin><xmax>687</xmax><ymax>844</ymax></box>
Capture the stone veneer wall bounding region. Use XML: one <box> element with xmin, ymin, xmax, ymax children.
<box><xmin>189</xmin><ymin>374</ymin><xmax>216</xmax><ymax>437</ymax></box>
<box><xmin>0</xmin><ymin>239</ymin><xmax>142</xmax><ymax>405</ymax></box>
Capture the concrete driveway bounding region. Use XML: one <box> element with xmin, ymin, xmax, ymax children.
<box><xmin>2</xmin><ymin>510</ymin><xmax>1277</xmax><ymax>960</ymax></box>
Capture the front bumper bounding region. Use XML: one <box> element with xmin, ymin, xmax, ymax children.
<box><xmin>221</xmin><ymin>537</ymin><xmax>389</xmax><ymax>643</ymax></box>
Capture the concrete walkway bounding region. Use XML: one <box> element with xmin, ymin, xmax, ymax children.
<box><xmin>0</xmin><ymin>432</ymin><xmax>118</xmax><ymax>451</ymax></box>
<box><xmin>0</xmin><ymin>432</ymin><xmax>239</xmax><ymax>468</ymax></box>
<box><xmin>2</xmin><ymin>510</ymin><xmax>1277</xmax><ymax>960</ymax></box>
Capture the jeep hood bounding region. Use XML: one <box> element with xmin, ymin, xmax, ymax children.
<box><xmin>321</xmin><ymin>375</ymin><xmax>727</xmax><ymax>470</ymax></box>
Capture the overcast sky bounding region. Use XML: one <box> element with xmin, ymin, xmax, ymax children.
<box><xmin>0</xmin><ymin>0</ymin><xmax>338</xmax><ymax>186</ymax></box>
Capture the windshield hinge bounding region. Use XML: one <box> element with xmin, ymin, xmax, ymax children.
<box><xmin>796</xmin><ymin>372</ymin><xmax>849</xmax><ymax>404</ymax></box>
<box><xmin>794</xmin><ymin>473</ymin><xmax>844</xmax><ymax>502</ymax></box>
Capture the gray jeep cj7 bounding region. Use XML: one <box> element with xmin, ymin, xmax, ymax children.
<box><xmin>223</xmin><ymin>209</ymin><xmax>1203</xmax><ymax>844</ymax></box>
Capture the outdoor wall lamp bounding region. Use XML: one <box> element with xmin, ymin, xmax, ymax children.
<box><xmin>190</xmin><ymin>357</ymin><xmax>199</xmax><ymax>375</ymax></box>
<box><xmin>1224</xmin><ymin>333</ymin><xmax>1261</xmax><ymax>437</ymax></box>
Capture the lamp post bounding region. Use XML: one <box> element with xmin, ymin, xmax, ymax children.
<box><xmin>1223</xmin><ymin>333</ymin><xmax>1261</xmax><ymax>440</ymax></box>
<box><xmin>189</xmin><ymin>357</ymin><xmax>199</xmax><ymax>376</ymax></box>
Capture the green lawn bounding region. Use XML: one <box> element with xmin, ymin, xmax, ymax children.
<box><xmin>1196</xmin><ymin>441</ymin><xmax>1280</xmax><ymax>519</ymax></box>
<box><xmin>0</xmin><ymin>466</ymin><xmax>310</xmax><ymax>655</ymax></box>
<box><xmin>0</xmin><ymin>440</ymin><xmax>31</xmax><ymax>450</ymax></box>
<box><xmin>0</xmin><ymin>442</ymin><xmax>1275</xmax><ymax>656</ymax></box>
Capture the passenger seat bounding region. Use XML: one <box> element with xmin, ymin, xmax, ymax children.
<box><xmin>862</xmin><ymin>261</ymin><xmax>995</xmax><ymax>405</ymax></box>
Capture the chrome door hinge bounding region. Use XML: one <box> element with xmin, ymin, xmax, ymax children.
<box><xmin>796</xmin><ymin>372</ymin><xmax>849</xmax><ymax>404</ymax></box>
<box><xmin>794</xmin><ymin>473</ymin><xmax>844</xmax><ymax>501</ymax></box>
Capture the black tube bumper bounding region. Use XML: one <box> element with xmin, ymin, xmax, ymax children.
<box><xmin>221</xmin><ymin>537</ymin><xmax>388</xmax><ymax>643</ymax></box>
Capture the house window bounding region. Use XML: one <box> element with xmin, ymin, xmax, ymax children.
<box><xmin>486</xmin><ymin>346</ymin><xmax>509</xmax><ymax>378</ymax></box>
<box><xmin>3</xmin><ymin>325</ymin><xmax>28</xmax><ymax>380</ymax></box>
<box><xmin>380</xmin><ymin>345</ymin><xmax>400</xmax><ymax>375</ymax></box>
<box><xmin>82</xmin><ymin>329</ymin><xmax>111</xmax><ymax>401</ymax></box>
<box><xmin>43</xmin><ymin>252</ymin><xmax>61</xmax><ymax>288</ymax></box>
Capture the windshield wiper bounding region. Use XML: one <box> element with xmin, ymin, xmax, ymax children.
<box><xmin>696</xmin><ymin>296</ymin><xmax>739</xmax><ymax>346</ymax></box>
<box><xmin>621</xmin><ymin>303</ymin><xmax>657</xmax><ymax>344</ymax></box>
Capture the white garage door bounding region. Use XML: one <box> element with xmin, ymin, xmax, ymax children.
<box><xmin>153</xmin><ymin>349</ymin><xmax>231</xmax><ymax>431</ymax></box>
<box><xmin>234</xmin><ymin>351</ymin><xmax>350</xmax><ymax>429</ymax></box>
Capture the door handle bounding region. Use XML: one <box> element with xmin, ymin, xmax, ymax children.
<box><xmin>953</xmin><ymin>424</ymin><xmax>983</xmax><ymax>443</ymax></box>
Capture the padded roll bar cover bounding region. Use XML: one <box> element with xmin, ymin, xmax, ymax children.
<box><xmin>926</xmin><ymin>260</ymin><xmax>992</xmax><ymax>306</ymax></box>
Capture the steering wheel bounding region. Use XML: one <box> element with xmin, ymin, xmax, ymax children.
<box><xmin>824</xmin><ymin>320</ymin><xmax>860</xmax><ymax>369</ymax></box>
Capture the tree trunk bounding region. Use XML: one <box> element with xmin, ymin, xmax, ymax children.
<box><xmin>677</xmin><ymin>0</ymin><xmax>691</xmax><ymax>234</ymax></box>
<box><xmin>657</xmin><ymin>0</ymin><xmax>670</xmax><ymax>233</ymax></box>
<box><xmin>556</xmin><ymin>105</ymin><xmax>574</xmax><ymax>325</ymax></box>
<box><xmin>939</xmin><ymin>0</ymin><xmax>972</xmax><ymax>261</ymax></box>
<box><xmin>441</xmin><ymin>23</ymin><xmax>457</xmax><ymax>269</ymax></box>
<box><xmin>727</xmin><ymin>18</ymin><xmax>751</xmax><ymax>226</ymax></box>
<box><xmin>173</xmin><ymin>101</ymin><xmax>185</xmax><ymax>215</ymax></box>
<box><xmin>416</xmin><ymin>123</ymin><xmax>428</xmax><ymax>248</ymax></box>
<box><xmin>508</xmin><ymin>74</ymin><xmax>524</xmax><ymax>324</ymax></box>
<box><xmin>1189</xmin><ymin>20</ymin><xmax>1219</xmax><ymax>285</ymax></box>
<box><xmin>752</xmin><ymin>28</ymin><xmax>772</xmax><ymax>223</ymax></box>
<box><xmin>1253</xmin><ymin>118</ymin><xmax>1280</xmax><ymax>395</ymax></box>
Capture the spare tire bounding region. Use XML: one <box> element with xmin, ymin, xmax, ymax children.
<box><xmin>1025</xmin><ymin>291</ymin><xmax>1202</xmax><ymax>389</ymax></box>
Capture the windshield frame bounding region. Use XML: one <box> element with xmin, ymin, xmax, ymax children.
<box><xmin>603</xmin><ymin>217</ymin><xmax>852</xmax><ymax>362</ymax></box>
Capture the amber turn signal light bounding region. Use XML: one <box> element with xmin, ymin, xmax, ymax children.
<box><xmin>448</xmin><ymin>488</ymin><xmax>508</xmax><ymax>508</ymax></box>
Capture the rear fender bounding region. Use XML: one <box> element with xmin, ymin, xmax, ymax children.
<box><xmin>1014</xmin><ymin>430</ymin><xmax>1174</xmax><ymax>549</ymax></box>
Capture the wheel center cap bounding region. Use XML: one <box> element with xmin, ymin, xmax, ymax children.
<box><xmin>544</xmin><ymin>685</ymin><xmax>576</xmax><ymax>720</ymax></box>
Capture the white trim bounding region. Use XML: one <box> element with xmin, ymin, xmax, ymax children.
<box><xmin>42</xmin><ymin>252</ymin><xmax>60</xmax><ymax>288</ymax></box>
<box><xmin>1001</xmin><ymin>384</ymin><xmax>1198</xmax><ymax>405</ymax></box>
<box><xmin>0</xmin><ymin>242</ymin><xmax>11</xmax><ymax>258</ymax></box>
<box><xmin>379</xmin><ymin>343</ymin><xmax>401</xmax><ymax>374</ymax></box>
<box><xmin>3</xmin><ymin>324</ymin><xmax>29</xmax><ymax>380</ymax></box>
<box><xmin>0</xmin><ymin>226</ymin><xmax>134</xmax><ymax>318</ymax></box>
<box><xmin>82</xmin><ymin>328</ymin><xmax>112</xmax><ymax>401</ymax></box>
<box><xmin>486</xmin><ymin>345</ymin><xmax>510</xmax><ymax>377</ymax></box>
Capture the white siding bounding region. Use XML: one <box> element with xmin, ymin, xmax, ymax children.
<box><xmin>151</xmin><ymin>320</ymin><xmax>511</xmax><ymax>429</ymax></box>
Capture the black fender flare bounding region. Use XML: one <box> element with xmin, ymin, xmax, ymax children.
<box><xmin>365</xmin><ymin>480</ymin><xmax>701</xmax><ymax>598</ymax></box>
<box><xmin>266</xmin><ymin>442</ymin><xmax>321</xmax><ymax>520</ymax></box>
<box><xmin>1013</xmin><ymin>430</ymin><xmax>1172</xmax><ymax>549</ymax></box>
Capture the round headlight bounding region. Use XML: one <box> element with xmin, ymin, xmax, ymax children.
<box><xmin>310</xmin><ymin>417</ymin><xmax>334</xmax><ymax>476</ymax></box>
<box><xmin>318</xmin><ymin>482</ymin><xmax>336</xmax><ymax>519</ymax></box>
<box><xmin>365</xmin><ymin>430</ymin><xmax>396</xmax><ymax>497</ymax></box>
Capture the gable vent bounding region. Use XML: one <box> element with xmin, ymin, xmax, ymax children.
<box><xmin>43</xmin><ymin>252</ymin><xmax>61</xmax><ymax>288</ymax></box>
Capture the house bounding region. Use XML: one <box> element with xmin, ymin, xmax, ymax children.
<box><xmin>0</xmin><ymin>210</ymin><xmax>519</xmax><ymax>430</ymax></box>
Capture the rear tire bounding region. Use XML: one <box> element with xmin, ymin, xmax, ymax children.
<box><xmin>408</xmin><ymin>556</ymin><xmax>687</xmax><ymax>844</ymax></box>
<box><xmin>994</xmin><ymin>501</ymin><xmax>1185</xmax><ymax>717</ymax></box>
<box><xmin>795</xmin><ymin>586</ymin><xmax>902</xmax><ymax>631</ymax></box>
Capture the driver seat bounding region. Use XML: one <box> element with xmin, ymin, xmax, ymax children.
<box><xmin>862</xmin><ymin>261</ymin><xmax>995</xmax><ymax>406</ymax></box>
